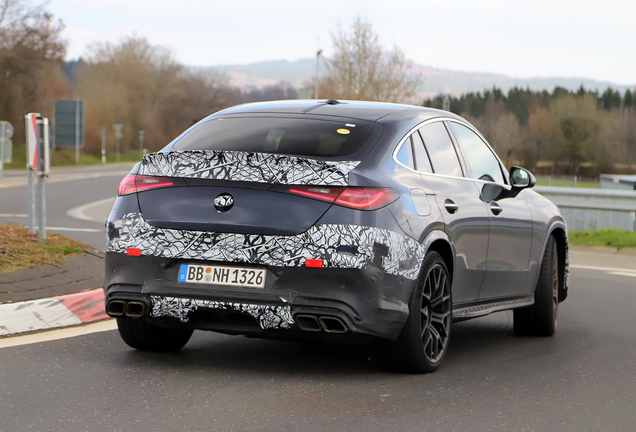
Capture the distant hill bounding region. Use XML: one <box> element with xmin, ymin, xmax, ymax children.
<box><xmin>189</xmin><ymin>58</ymin><xmax>634</xmax><ymax>98</ymax></box>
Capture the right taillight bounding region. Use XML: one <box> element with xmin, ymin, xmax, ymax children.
<box><xmin>334</xmin><ymin>188</ymin><xmax>397</xmax><ymax>210</ymax></box>
<box><xmin>287</xmin><ymin>186</ymin><xmax>397</xmax><ymax>210</ymax></box>
<box><xmin>287</xmin><ymin>186</ymin><xmax>345</xmax><ymax>202</ymax></box>
<box><xmin>118</xmin><ymin>175</ymin><xmax>174</xmax><ymax>196</ymax></box>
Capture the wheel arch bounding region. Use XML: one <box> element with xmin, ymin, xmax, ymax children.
<box><xmin>422</xmin><ymin>230</ymin><xmax>455</xmax><ymax>285</ymax></box>
<box><xmin>537</xmin><ymin>220</ymin><xmax>569</xmax><ymax>302</ymax></box>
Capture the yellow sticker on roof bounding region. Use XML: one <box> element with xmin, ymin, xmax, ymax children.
<box><xmin>337</xmin><ymin>128</ymin><xmax>350</xmax><ymax>135</ymax></box>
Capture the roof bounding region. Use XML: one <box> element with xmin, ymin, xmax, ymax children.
<box><xmin>214</xmin><ymin>99</ymin><xmax>451</xmax><ymax>122</ymax></box>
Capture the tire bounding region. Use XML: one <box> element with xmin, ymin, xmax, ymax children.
<box><xmin>117</xmin><ymin>317</ymin><xmax>194</xmax><ymax>352</ymax></box>
<box><xmin>383</xmin><ymin>251</ymin><xmax>452</xmax><ymax>373</ymax></box>
<box><xmin>514</xmin><ymin>235</ymin><xmax>559</xmax><ymax>336</ymax></box>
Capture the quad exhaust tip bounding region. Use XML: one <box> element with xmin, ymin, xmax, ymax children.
<box><xmin>296</xmin><ymin>315</ymin><xmax>322</xmax><ymax>332</ymax></box>
<box><xmin>125</xmin><ymin>301</ymin><xmax>145</xmax><ymax>318</ymax></box>
<box><xmin>106</xmin><ymin>300</ymin><xmax>125</xmax><ymax>317</ymax></box>
<box><xmin>318</xmin><ymin>316</ymin><xmax>347</xmax><ymax>333</ymax></box>
<box><xmin>295</xmin><ymin>314</ymin><xmax>348</xmax><ymax>333</ymax></box>
<box><xmin>106</xmin><ymin>300</ymin><xmax>146</xmax><ymax>318</ymax></box>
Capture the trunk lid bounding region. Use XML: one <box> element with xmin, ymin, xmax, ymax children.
<box><xmin>136</xmin><ymin>151</ymin><xmax>361</xmax><ymax>235</ymax></box>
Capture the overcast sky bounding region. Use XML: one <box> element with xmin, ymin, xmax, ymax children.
<box><xmin>50</xmin><ymin>0</ymin><xmax>635</xmax><ymax>85</ymax></box>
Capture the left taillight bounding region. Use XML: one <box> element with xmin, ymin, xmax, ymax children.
<box><xmin>118</xmin><ymin>175</ymin><xmax>174</xmax><ymax>196</ymax></box>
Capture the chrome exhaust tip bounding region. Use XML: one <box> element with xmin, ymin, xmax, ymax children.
<box><xmin>106</xmin><ymin>300</ymin><xmax>126</xmax><ymax>317</ymax></box>
<box><xmin>295</xmin><ymin>314</ymin><xmax>322</xmax><ymax>332</ymax></box>
<box><xmin>319</xmin><ymin>316</ymin><xmax>348</xmax><ymax>334</ymax></box>
<box><xmin>124</xmin><ymin>301</ymin><xmax>145</xmax><ymax>318</ymax></box>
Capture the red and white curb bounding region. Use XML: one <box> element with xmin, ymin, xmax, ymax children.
<box><xmin>0</xmin><ymin>288</ymin><xmax>108</xmax><ymax>336</ymax></box>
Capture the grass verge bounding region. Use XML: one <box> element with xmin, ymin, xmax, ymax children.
<box><xmin>4</xmin><ymin>145</ymin><xmax>142</xmax><ymax>170</ymax></box>
<box><xmin>535</xmin><ymin>177</ymin><xmax>599</xmax><ymax>188</ymax></box>
<box><xmin>568</xmin><ymin>228</ymin><xmax>636</xmax><ymax>249</ymax></box>
<box><xmin>0</xmin><ymin>224</ymin><xmax>91</xmax><ymax>274</ymax></box>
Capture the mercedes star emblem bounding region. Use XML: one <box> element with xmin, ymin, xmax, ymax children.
<box><xmin>214</xmin><ymin>193</ymin><xmax>234</xmax><ymax>212</ymax></box>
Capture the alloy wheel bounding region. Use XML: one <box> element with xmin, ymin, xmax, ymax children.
<box><xmin>421</xmin><ymin>263</ymin><xmax>452</xmax><ymax>364</ymax></box>
<box><xmin>551</xmin><ymin>243</ymin><xmax>559</xmax><ymax>327</ymax></box>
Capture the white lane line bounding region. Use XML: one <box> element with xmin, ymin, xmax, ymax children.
<box><xmin>0</xmin><ymin>320</ymin><xmax>117</xmax><ymax>349</ymax></box>
<box><xmin>606</xmin><ymin>272</ymin><xmax>636</xmax><ymax>278</ymax></box>
<box><xmin>570</xmin><ymin>264</ymin><xmax>636</xmax><ymax>274</ymax></box>
<box><xmin>46</xmin><ymin>227</ymin><xmax>103</xmax><ymax>233</ymax></box>
<box><xmin>67</xmin><ymin>197</ymin><xmax>115</xmax><ymax>222</ymax></box>
<box><xmin>0</xmin><ymin>213</ymin><xmax>28</xmax><ymax>217</ymax></box>
<box><xmin>0</xmin><ymin>170</ymin><xmax>132</xmax><ymax>189</ymax></box>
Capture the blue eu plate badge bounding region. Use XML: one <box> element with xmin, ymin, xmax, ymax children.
<box><xmin>178</xmin><ymin>264</ymin><xmax>188</xmax><ymax>282</ymax></box>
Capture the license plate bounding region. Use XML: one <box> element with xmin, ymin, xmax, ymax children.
<box><xmin>178</xmin><ymin>264</ymin><xmax>266</xmax><ymax>288</ymax></box>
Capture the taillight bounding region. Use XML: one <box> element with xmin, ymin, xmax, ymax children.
<box><xmin>335</xmin><ymin>188</ymin><xmax>397</xmax><ymax>210</ymax></box>
<box><xmin>287</xmin><ymin>186</ymin><xmax>397</xmax><ymax>210</ymax></box>
<box><xmin>118</xmin><ymin>175</ymin><xmax>174</xmax><ymax>196</ymax></box>
<box><xmin>118</xmin><ymin>175</ymin><xmax>137</xmax><ymax>196</ymax></box>
<box><xmin>287</xmin><ymin>186</ymin><xmax>344</xmax><ymax>202</ymax></box>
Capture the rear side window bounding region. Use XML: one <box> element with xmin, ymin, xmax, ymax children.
<box><xmin>396</xmin><ymin>137</ymin><xmax>415</xmax><ymax>169</ymax></box>
<box><xmin>412</xmin><ymin>131</ymin><xmax>433</xmax><ymax>173</ymax></box>
<box><xmin>419</xmin><ymin>122</ymin><xmax>463</xmax><ymax>177</ymax></box>
<box><xmin>173</xmin><ymin>117</ymin><xmax>374</xmax><ymax>158</ymax></box>
<box><xmin>450</xmin><ymin>122</ymin><xmax>505</xmax><ymax>184</ymax></box>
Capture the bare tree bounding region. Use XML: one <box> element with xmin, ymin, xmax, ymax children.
<box><xmin>0</xmin><ymin>0</ymin><xmax>66</xmax><ymax>142</ymax></box>
<box><xmin>75</xmin><ymin>35</ymin><xmax>241</xmax><ymax>155</ymax></box>
<box><xmin>243</xmin><ymin>83</ymin><xmax>298</xmax><ymax>103</ymax></box>
<box><xmin>490</xmin><ymin>113</ymin><xmax>522</xmax><ymax>168</ymax></box>
<box><xmin>525</xmin><ymin>107</ymin><xmax>560</xmax><ymax>171</ymax></box>
<box><xmin>548</xmin><ymin>94</ymin><xmax>619</xmax><ymax>174</ymax></box>
<box><xmin>319</xmin><ymin>17</ymin><xmax>422</xmax><ymax>103</ymax></box>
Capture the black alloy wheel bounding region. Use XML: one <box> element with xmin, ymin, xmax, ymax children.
<box><xmin>383</xmin><ymin>251</ymin><xmax>452</xmax><ymax>373</ymax></box>
<box><xmin>550</xmin><ymin>241</ymin><xmax>559</xmax><ymax>322</ymax></box>
<box><xmin>514</xmin><ymin>235</ymin><xmax>559</xmax><ymax>336</ymax></box>
<box><xmin>421</xmin><ymin>261</ymin><xmax>452</xmax><ymax>364</ymax></box>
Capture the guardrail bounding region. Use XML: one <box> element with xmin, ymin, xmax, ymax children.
<box><xmin>534</xmin><ymin>186</ymin><xmax>636</xmax><ymax>231</ymax></box>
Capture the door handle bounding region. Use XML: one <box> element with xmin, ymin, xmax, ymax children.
<box><xmin>444</xmin><ymin>199</ymin><xmax>459</xmax><ymax>214</ymax></box>
<box><xmin>490</xmin><ymin>202</ymin><xmax>503</xmax><ymax>215</ymax></box>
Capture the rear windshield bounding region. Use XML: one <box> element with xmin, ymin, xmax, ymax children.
<box><xmin>172</xmin><ymin>117</ymin><xmax>374</xmax><ymax>157</ymax></box>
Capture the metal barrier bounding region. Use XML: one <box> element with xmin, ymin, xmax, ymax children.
<box><xmin>534</xmin><ymin>186</ymin><xmax>636</xmax><ymax>231</ymax></box>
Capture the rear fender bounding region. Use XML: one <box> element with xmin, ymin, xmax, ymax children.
<box><xmin>409</xmin><ymin>230</ymin><xmax>455</xmax><ymax>297</ymax></box>
<box><xmin>534</xmin><ymin>219</ymin><xmax>569</xmax><ymax>302</ymax></box>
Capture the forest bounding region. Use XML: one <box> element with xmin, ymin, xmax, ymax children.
<box><xmin>425</xmin><ymin>87</ymin><xmax>636</xmax><ymax>176</ymax></box>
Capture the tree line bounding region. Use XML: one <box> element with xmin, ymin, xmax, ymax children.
<box><xmin>425</xmin><ymin>87</ymin><xmax>635</xmax><ymax>176</ymax></box>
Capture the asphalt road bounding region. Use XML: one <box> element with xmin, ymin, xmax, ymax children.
<box><xmin>0</xmin><ymin>164</ymin><xmax>134</xmax><ymax>250</ymax></box>
<box><xmin>1</xmin><ymin>164</ymin><xmax>635</xmax><ymax>431</ymax></box>
<box><xmin>1</xmin><ymin>268</ymin><xmax>635</xmax><ymax>432</ymax></box>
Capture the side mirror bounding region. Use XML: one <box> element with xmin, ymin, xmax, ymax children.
<box><xmin>481</xmin><ymin>167</ymin><xmax>536</xmax><ymax>202</ymax></box>
<box><xmin>509</xmin><ymin>166</ymin><xmax>536</xmax><ymax>190</ymax></box>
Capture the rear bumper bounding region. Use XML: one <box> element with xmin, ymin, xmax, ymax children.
<box><xmin>104</xmin><ymin>252</ymin><xmax>416</xmax><ymax>339</ymax></box>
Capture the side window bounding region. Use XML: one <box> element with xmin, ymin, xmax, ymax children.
<box><xmin>396</xmin><ymin>137</ymin><xmax>414</xmax><ymax>169</ymax></box>
<box><xmin>419</xmin><ymin>122</ymin><xmax>463</xmax><ymax>177</ymax></box>
<box><xmin>450</xmin><ymin>123</ymin><xmax>505</xmax><ymax>184</ymax></box>
<box><xmin>412</xmin><ymin>131</ymin><xmax>433</xmax><ymax>173</ymax></box>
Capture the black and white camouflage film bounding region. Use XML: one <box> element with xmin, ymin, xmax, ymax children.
<box><xmin>139</xmin><ymin>151</ymin><xmax>361</xmax><ymax>186</ymax></box>
<box><xmin>150</xmin><ymin>296</ymin><xmax>295</xmax><ymax>329</ymax></box>
<box><xmin>108</xmin><ymin>213</ymin><xmax>427</xmax><ymax>280</ymax></box>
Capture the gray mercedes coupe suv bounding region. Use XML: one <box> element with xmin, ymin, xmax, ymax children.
<box><xmin>104</xmin><ymin>100</ymin><xmax>568</xmax><ymax>373</ymax></box>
